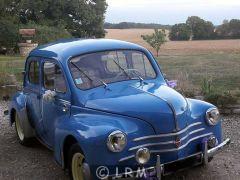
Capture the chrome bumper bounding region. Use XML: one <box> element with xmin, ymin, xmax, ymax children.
<box><xmin>203</xmin><ymin>138</ymin><xmax>231</xmax><ymax>165</ymax></box>
<box><xmin>109</xmin><ymin>138</ymin><xmax>231</xmax><ymax>179</ymax></box>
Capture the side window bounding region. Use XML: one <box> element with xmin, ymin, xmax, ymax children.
<box><xmin>28</xmin><ymin>61</ymin><xmax>39</xmax><ymax>85</ymax></box>
<box><xmin>43</xmin><ymin>62</ymin><xmax>67</xmax><ymax>93</ymax></box>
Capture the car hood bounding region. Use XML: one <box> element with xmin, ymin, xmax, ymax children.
<box><xmin>84</xmin><ymin>82</ymin><xmax>189</xmax><ymax>133</ymax></box>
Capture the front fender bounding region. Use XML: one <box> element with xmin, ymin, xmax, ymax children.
<box><xmin>187</xmin><ymin>98</ymin><xmax>216</xmax><ymax>119</ymax></box>
<box><xmin>9</xmin><ymin>92</ymin><xmax>35</xmax><ymax>138</ymax></box>
<box><xmin>54</xmin><ymin>109</ymin><xmax>155</xmax><ymax>169</ymax></box>
<box><xmin>187</xmin><ymin>98</ymin><xmax>223</xmax><ymax>142</ymax></box>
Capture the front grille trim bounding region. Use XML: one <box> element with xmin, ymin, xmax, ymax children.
<box><xmin>133</xmin><ymin>122</ymin><xmax>202</xmax><ymax>142</ymax></box>
<box><xmin>129</xmin><ymin>127</ymin><xmax>206</xmax><ymax>151</ymax></box>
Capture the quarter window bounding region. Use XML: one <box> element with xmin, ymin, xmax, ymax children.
<box><xmin>28</xmin><ymin>61</ymin><xmax>39</xmax><ymax>85</ymax></box>
<box><xmin>43</xmin><ymin>62</ymin><xmax>67</xmax><ymax>93</ymax></box>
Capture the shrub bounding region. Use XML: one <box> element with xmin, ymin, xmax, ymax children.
<box><xmin>0</xmin><ymin>19</ymin><xmax>19</xmax><ymax>53</ymax></box>
<box><xmin>201</xmin><ymin>77</ymin><xmax>238</xmax><ymax>107</ymax></box>
<box><xmin>20</xmin><ymin>23</ymin><xmax>73</xmax><ymax>45</ymax></box>
<box><xmin>204</xmin><ymin>91</ymin><xmax>237</xmax><ymax>108</ymax></box>
<box><xmin>169</xmin><ymin>23</ymin><xmax>191</xmax><ymax>41</ymax></box>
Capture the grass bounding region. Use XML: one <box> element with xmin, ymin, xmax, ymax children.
<box><xmin>0</xmin><ymin>56</ymin><xmax>25</xmax><ymax>86</ymax></box>
<box><xmin>158</xmin><ymin>52</ymin><xmax>240</xmax><ymax>93</ymax></box>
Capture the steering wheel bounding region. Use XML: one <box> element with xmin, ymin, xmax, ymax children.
<box><xmin>114</xmin><ymin>68</ymin><xmax>143</xmax><ymax>80</ymax></box>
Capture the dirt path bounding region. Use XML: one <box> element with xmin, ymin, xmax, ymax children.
<box><xmin>0</xmin><ymin>101</ymin><xmax>239</xmax><ymax>180</ymax></box>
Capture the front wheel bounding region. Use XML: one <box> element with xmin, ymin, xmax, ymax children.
<box><xmin>68</xmin><ymin>144</ymin><xmax>92</xmax><ymax>180</ymax></box>
<box><xmin>15</xmin><ymin>112</ymin><xmax>33</xmax><ymax>146</ymax></box>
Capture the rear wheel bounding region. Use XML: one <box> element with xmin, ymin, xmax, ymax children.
<box><xmin>68</xmin><ymin>144</ymin><xmax>91</xmax><ymax>180</ymax></box>
<box><xmin>15</xmin><ymin>113</ymin><xmax>33</xmax><ymax>146</ymax></box>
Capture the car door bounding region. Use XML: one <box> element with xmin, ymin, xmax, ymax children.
<box><xmin>23</xmin><ymin>57</ymin><xmax>43</xmax><ymax>133</ymax></box>
<box><xmin>40</xmin><ymin>59</ymin><xmax>71</xmax><ymax>148</ymax></box>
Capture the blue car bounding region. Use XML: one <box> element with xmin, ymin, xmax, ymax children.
<box><xmin>8</xmin><ymin>39</ymin><xmax>230</xmax><ymax>180</ymax></box>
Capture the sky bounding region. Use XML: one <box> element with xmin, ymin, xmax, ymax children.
<box><xmin>105</xmin><ymin>0</ymin><xmax>240</xmax><ymax>25</ymax></box>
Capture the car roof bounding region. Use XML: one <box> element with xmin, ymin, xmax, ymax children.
<box><xmin>29</xmin><ymin>39</ymin><xmax>146</xmax><ymax>62</ymax></box>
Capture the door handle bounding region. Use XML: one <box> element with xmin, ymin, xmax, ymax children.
<box><xmin>62</xmin><ymin>104</ymin><xmax>69</xmax><ymax>112</ymax></box>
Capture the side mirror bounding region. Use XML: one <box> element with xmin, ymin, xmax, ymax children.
<box><xmin>43</xmin><ymin>90</ymin><xmax>56</xmax><ymax>102</ymax></box>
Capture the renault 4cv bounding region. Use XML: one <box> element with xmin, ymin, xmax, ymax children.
<box><xmin>8</xmin><ymin>39</ymin><xmax>230</xmax><ymax>179</ymax></box>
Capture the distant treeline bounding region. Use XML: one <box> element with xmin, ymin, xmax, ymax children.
<box><xmin>170</xmin><ymin>16</ymin><xmax>240</xmax><ymax>41</ymax></box>
<box><xmin>105</xmin><ymin>16</ymin><xmax>240</xmax><ymax>41</ymax></box>
<box><xmin>104</xmin><ymin>22</ymin><xmax>171</xmax><ymax>30</ymax></box>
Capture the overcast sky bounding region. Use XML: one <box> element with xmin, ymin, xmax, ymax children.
<box><xmin>105</xmin><ymin>0</ymin><xmax>240</xmax><ymax>25</ymax></box>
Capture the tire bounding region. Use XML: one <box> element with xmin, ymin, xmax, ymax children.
<box><xmin>68</xmin><ymin>144</ymin><xmax>91</xmax><ymax>180</ymax></box>
<box><xmin>15</xmin><ymin>112</ymin><xmax>33</xmax><ymax>146</ymax></box>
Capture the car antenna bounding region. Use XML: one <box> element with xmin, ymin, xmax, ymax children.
<box><xmin>71</xmin><ymin>61</ymin><xmax>108</xmax><ymax>89</ymax></box>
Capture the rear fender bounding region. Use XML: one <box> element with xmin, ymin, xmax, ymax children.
<box><xmin>9</xmin><ymin>92</ymin><xmax>35</xmax><ymax>138</ymax></box>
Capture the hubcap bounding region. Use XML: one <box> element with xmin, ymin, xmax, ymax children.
<box><xmin>72</xmin><ymin>153</ymin><xmax>85</xmax><ymax>180</ymax></box>
<box><xmin>15</xmin><ymin>113</ymin><xmax>24</xmax><ymax>141</ymax></box>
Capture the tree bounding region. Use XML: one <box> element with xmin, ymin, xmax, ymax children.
<box><xmin>141</xmin><ymin>29</ymin><xmax>167</xmax><ymax>57</ymax></box>
<box><xmin>216</xmin><ymin>19</ymin><xmax>240</xmax><ymax>39</ymax></box>
<box><xmin>186</xmin><ymin>16</ymin><xmax>215</xmax><ymax>40</ymax></box>
<box><xmin>0</xmin><ymin>19</ymin><xmax>18</xmax><ymax>53</ymax></box>
<box><xmin>1</xmin><ymin>0</ymin><xmax>108</xmax><ymax>38</ymax></box>
<box><xmin>169</xmin><ymin>23</ymin><xmax>191</xmax><ymax>41</ymax></box>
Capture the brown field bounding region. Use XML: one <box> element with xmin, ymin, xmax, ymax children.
<box><xmin>105</xmin><ymin>29</ymin><xmax>240</xmax><ymax>54</ymax></box>
<box><xmin>106</xmin><ymin>29</ymin><xmax>240</xmax><ymax>100</ymax></box>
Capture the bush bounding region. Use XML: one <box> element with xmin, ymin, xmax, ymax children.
<box><xmin>169</xmin><ymin>23</ymin><xmax>191</xmax><ymax>41</ymax></box>
<box><xmin>21</xmin><ymin>23</ymin><xmax>73</xmax><ymax>45</ymax></box>
<box><xmin>0</xmin><ymin>19</ymin><xmax>19</xmax><ymax>53</ymax></box>
<box><xmin>201</xmin><ymin>78</ymin><xmax>238</xmax><ymax>107</ymax></box>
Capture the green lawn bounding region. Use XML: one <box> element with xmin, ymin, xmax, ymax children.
<box><xmin>0</xmin><ymin>56</ymin><xmax>25</xmax><ymax>86</ymax></box>
<box><xmin>158</xmin><ymin>52</ymin><xmax>240</xmax><ymax>94</ymax></box>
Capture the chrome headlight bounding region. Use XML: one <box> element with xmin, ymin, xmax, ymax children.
<box><xmin>206</xmin><ymin>108</ymin><xmax>220</xmax><ymax>125</ymax></box>
<box><xmin>107</xmin><ymin>130</ymin><xmax>127</xmax><ymax>152</ymax></box>
<box><xmin>135</xmin><ymin>148</ymin><xmax>150</xmax><ymax>164</ymax></box>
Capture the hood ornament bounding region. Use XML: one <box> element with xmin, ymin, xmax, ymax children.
<box><xmin>175</xmin><ymin>137</ymin><xmax>181</xmax><ymax>148</ymax></box>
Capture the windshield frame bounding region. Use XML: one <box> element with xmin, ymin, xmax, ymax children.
<box><xmin>67</xmin><ymin>49</ymin><xmax>160</xmax><ymax>91</ymax></box>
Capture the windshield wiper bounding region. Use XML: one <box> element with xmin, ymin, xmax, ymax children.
<box><xmin>112</xmin><ymin>59</ymin><xmax>132</xmax><ymax>79</ymax></box>
<box><xmin>113</xmin><ymin>59</ymin><xmax>144</xmax><ymax>83</ymax></box>
<box><xmin>71</xmin><ymin>62</ymin><xmax>108</xmax><ymax>88</ymax></box>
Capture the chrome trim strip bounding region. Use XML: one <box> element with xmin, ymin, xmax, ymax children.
<box><xmin>119</xmin><ymin>155</ymin><xmax>135</xmax><ymax>162</ymax></box>
<box><xmin>151</xmin><ymin>133</ymin><xmax>213</xmax><ymax>154</ymax></box>
<box><xmin>133</xmin><ymin>122</ymin><xmax>202</xmax><ymax>141</ymax></box>
<box><xmin>180</xmin><ymin>128</ymin><xmax>205</xmax><ymax>142</ymax></box>
<box><xmin>129</xmin><ymin>128</ymin><xmax>205</xmax><ymax>151</ymax></box>
<box><xmin>129</xmin><ymin>140</ymin><xmax>175</xmax><ymax>151</ymax></box>
<box><xmin>119</xmin><ymin>133</ymin><xmax>212</xmax><ymax>162</ymax></box>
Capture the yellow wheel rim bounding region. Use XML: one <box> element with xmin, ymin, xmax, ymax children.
<box><xmin>15</xmin><ymin>113</ymin><xmax>24</xmax><ymax>141</ymax></box>
<box><xmin>72</xmin><ymin>153</ymin><xmax>85</xmax><ymax>180</ymax></box>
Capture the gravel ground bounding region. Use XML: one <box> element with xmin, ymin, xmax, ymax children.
<box><xmin>0</xmin><ymin>101</ymin><xmax>240</xmax><ymax>180</ymax></box>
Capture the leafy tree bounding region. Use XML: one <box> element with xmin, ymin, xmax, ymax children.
<box><xmin>141</xmin><ymin>29</ymin><xmax>167</xmax><ymax>57</ymax></box>
<box><xmin>216</xmin><ymin>19</ymin><xmax>240</xmax><ymax>39</ymax></box>
<box><xmin>169</xmin><ymin>23</ymin><xmax>191</xmax><ymax>41</ymax></box>
<box><xmin>186</xmin><ymin>16</ymin><xmax>215</xmax><ymax>40</ymax></box>
<box><xmin>1</xmin><ymin>0</ymin><xmax>108</xmax><ymax>38</ymax></box>
<box><xmin>0</xmin><ymin>19</ymin><xmax>18</xmax><ymax>53</ymax></box>
<box><xmin>228</xmin><ymin>19</ymin><xmax>240</xmax><ymax>38</ymax></box>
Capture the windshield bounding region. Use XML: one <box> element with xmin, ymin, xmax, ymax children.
<box><xmin>69</xmin><ymin>50</ymin><xmax>157</xmax><ymax>90</ymax></box>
